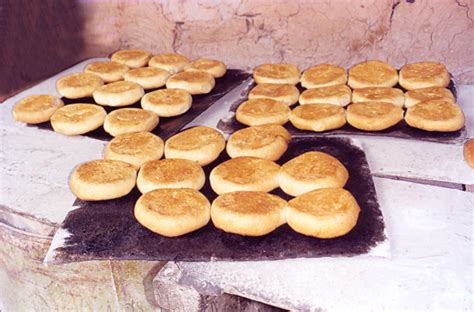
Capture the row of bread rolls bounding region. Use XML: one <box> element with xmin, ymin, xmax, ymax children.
<box><xmin>253</xmin><ymin>61</ymin><xmax>451</xmax><ymax>90</ymax></box>
<box><xmin>69</xmin><ymin>125</ymin><xmax>360</xmax><ymax>239</ymax></box>
<box><xmin>236</xmin><ymin>98</ymin><xmax>465</xmax><ymax>132</ymax></box>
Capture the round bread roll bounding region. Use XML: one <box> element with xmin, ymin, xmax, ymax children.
<box><xmin>13</xmin><ymin>95</ymin><xmax>64</xmax><ymax>124</ymax></box>
<box><xmin>348</xmin><ymin>60</ymin><xmax>398</xmax><ymax>88</ymax></box>
<box><xmin>211</xmin><ymin>191</ymin><xmax>287</xmax><ymax>236</ymax></box>
<box><xmin>123</xmin><ymin>67</ymin><xmax>170</xmax><ymax>90</ymax></box>
<box><xmin>111</xmin><ymin>49</ymin><xmax>152</xmax><ymax>68</ymax></box>
<box><xmin>84</xmin><ymin>61</ymin><xmax>129</xmax><ymax>83</ymax></box>
<box><xmin>236</xmin><ymin>98</ymin><xmax>290</xmax><ymax>126</ymax></box>
<box><xmin>226</xmin><ymin>125</ymin><xmax>291</xmax><ymax>161</ymax></box>
<box><xmin>287</xmin><ymin>188</ymin><xmax>360</xmax><ymax>238</ymax></box>
<box><xmin>300</xmin><ymin>64</ymin><xmax>347</xmax><ymax>89</ymax></box>
<box><xmin>184</xmin><ymin>58</ymin><xmax>227</xmax><ymax>78</ymax></box>
<box><xmin>279</xmin><ymin>151</ymin><xmax>349</xmax><ymax>197</ymax></box>
<box><xmin>352</xmin><ymin>87</ymin><xmax>404</xmax><ymax>107</ymax></box>
<box><xmin>56</xmin><ymin>73</ymin><xmax>104</xmax><ymax>99</ymax></box>
<box><xmin>141</xmin><ymin>88</ymin><xmax>192</xmax><ymax>117</ymax></box>
<box><xmin>299</xmin><ymin>84</ymin><xmax>352</xmax><ymax>106</ymax></box>
<box><xmin>70</xmin><ymin>159</ymin><xmax>137</xmax><ymax>201</ymax></box>
<box><xmin>399</xmin><ymin>62</ymin><xmax>450</xmax><ymax>90</ymax></box>
<box><xmin>149</xmin><ymin>53</ymin><xmax>190</xmax><ymax>74</ymax></box>
<box><xmin>104</xmin><ymin>108</ymin><xmax>159</xmax><ymax>137</ymax></box>
<box><xmin>248</xmin><ymin>83</ymin><xmax>300</xmax><ymax>106</ymax></box>
<box><xmin>134</xmin><ymin>188</ymin><xmax>210</xmax><ymax>237</ymax></box>
<box><xmin>137</xmin><ymin>158</ymin><xmax>205</xmax><ymax>194</ymax></box>
<box><xmin>104</xmin><ymin>131</ymin><xmax>164</xmax><ymax>169</ymax></box>
<box><xmin>50</xmin><ymin>103</ymin><xmax>106</xmax><ymax>135</ymax></box>
<box><xmin>164</xmin><ymin>126</ymin><xmax>225</xmax><ymax>166</ymax></box>
<box><xmin>464</xmin><ymin>139</ymin><xmax>474</xmax><ymax>168</ymax></box>
<box><xmin>404</xmin><ymin>87</ymin><xmax>455</xmax><ymax>108</ymax></box>
<box><xmin>209</xmin><ymin>157</ymin><xmax>280</xmax><ymax>195</ymax></box>
<box><xmin>405</xmin><ymin>99</ymin><xmax>465</xmax><ymax>132</ymax></box>
<box><xmin>166</xmin><ymin>71</ymin><xmax>216</xmax><ymax>95</ymax></box>
<box><xmin>289</xmin><ymin>104</ymin><xmax>346</xmax><ymax>132</ymax></box>
<box><xmin>346</xmin><ymin>102</ymin><xmax>403</xmax><ymax>131</ymax></box>
<box><xmin>253</xmin><ymin>64</ymin><xmax>301</xmax><ymax>85</ymax></box>
<box><xmin>93</xmin><ymin>81</ymin><xmax>145</xmax><ymax>107</ymax></box>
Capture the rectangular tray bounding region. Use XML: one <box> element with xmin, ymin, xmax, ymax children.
<box><xmin>217</xmin><ymin>79</ymin><xmax>467</xmax><ymax>144</ymax></box>
<box><xmin>30</xmin><ymin>69</ymin><xmax>250</xmax><ymax>141</ymax></box>
<box><xmin>47</xmin><ymin>137</ymin><xmax>386</xmax><ymax>263</ymax></box>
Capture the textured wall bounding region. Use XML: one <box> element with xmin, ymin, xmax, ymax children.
<box><xmin>82</xmin><ymin>0</ymin><xmax>474</xmax><ymax>84</ymax></box>
<box><xmin>2</xmin><ymin>0</ymin><xmax>473</xmax><ymax>100</ymax></box>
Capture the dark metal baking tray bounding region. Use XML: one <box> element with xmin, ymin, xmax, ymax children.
<box><xmin>49</xmin><ymin>136</ymin><xmax>386</xmax><ymax>263</ymax></box>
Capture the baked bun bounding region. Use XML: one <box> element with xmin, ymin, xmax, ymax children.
<box><xmin>399</xmin><ymin>62</ymin><xmax>450</xmax><ymax>90</ymax></box>
<box><xmin>50</xmin><ymin>103</ymin><xmax>106</xmax><ymax>135</ymax></box>
<box><xmin>209</xmin><ymin>157</ymin><xmax>280</xmax><ymax>195</ymax></box>
<box><xmin>93</xmin><ymin>81</ymin><xmax>144</xmax><ymax>107</ymax></box>
<box><xmin>84</xmin><ymin>61</ymin><xmax>129</xmax><ymax>83</ymax></box>
<box><xmin>300</xmin><ymin>64</ymin><xmax>347</xmax><ymax>88</ymax></box>
<box><xmin>70</xmin><ymin>159</ymin><xmax>137</xmax><ymax>201</ymax></box>
<box><xmin>134</xmin><ymin>188</ymin><xmax>210</xmax><ymax>237</ymax></box>
<box><xmin>166</xmin><ymin>71</ymin><xmax>216</xmax><ymax>95</ymax></box>
<box><xmin>111</xmin><ymin>49</ymin><xmax>152</xmax><ymax>68</ymax></box>
<box><xmin>253</xmin><ymin>64</ymin><xmax>300</xmax><ymax>85</ymax></box>
<box><xmin>184</xmin><ymin>58</ymin><xmax>227</xmax><ymax>78</ymax></box>
<box><xmin>149</xmin><ymin>53</ymin><xmax>190</xmax><ymax>74</ymax></box>
<box><xmin>13</xmin><ymin>95</ymin><xmax>64</xmax><ymax>124</ymax></box>
<box><xmin>289</xmin><ymin>104</ymin><xmax>346</xmax><ymax>132</ymax></box>
<box><xmin>352</xmin><ymin>87</ymin><xmax>404</xmax><ymax>107</ymax></box>
<box><xmin>346</xmin><ymin>102</ymin><xmax>403</xmax><ymax>131</ymax></box>
<box><xmin>405</xmin><ymin>99</ymin><xmax>465</xmax><ymax>132</ymax></box>
<box><xmin>104</xmin><ymin>131</ymin><xmax>164</xmax><ymax>169</ymax></box>
<box><xmin>141</xmin><ymin>88</ymin><xmax>192</xmax><ymax>117</ymax></box>
<box><xmin>211</xmin><ymin>191</ymin><xmax>287</xmax><ymax>236</ymax></box>
<box><xmin>348</xmin><ymin>60</ymin><xmax>398</xmax><ymax>88</ymax></box>
<box><xmin>104</xmin><ymin>108</ymin><xmax>159</xmax><ymax>137</ymax></box>
<box><xmin>287</xmin><ymin>188</ymin><xmax>360</xmax><ymax>238</ymax></box>
<box><xmin>404</xmin><ymin>87</ymin><xmax>455</xmax><ymax>108</ymax></box>
<box><xmin>248</xmin><ymin>83</ymin><xmax>300</xmax><ymax>106</ymax></box>
<box><xmin>164</xmin><ymin>126</ymin><xmax>225</xmax><ymax>166</ymax></box>
<box><xmin>123</xmin><ymin>67</ymin><xmax>170</xmax><ymax>90</ymax></box>
<box><xmin>464</xmin><ymin>139</ymin><xmax>474</xmax><ymax>168</ymax></box>
<box><xmin>279</xmin><ymin>151</ymin><xmax>349</xmax><ymax>197</ymax></box>
<box><xmin>235</xmin><ymin>98</ymin><xmax>290</xmax><ymax>126</ymax></box>
<box><xmin>56</xmin><ymin>73</ymin><xmax>104</xmax><ymax>99</ymax></box>
<box><xmin>137</xmin><ymin>158</ymin><xmax>205</xmax><ymax>194</ymax></box>
<box><xmin>226</xmin><ymin>125</ymin><xmax>291</xmax><ymax>161</ymax></box>
<box><xmin>299</xmin><ymin>85</ymin><xmax>351</xmax><ymax>106</ymax></box>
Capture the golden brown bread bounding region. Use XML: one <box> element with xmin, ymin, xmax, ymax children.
<box><xmin>84</xmin><ymin>61</ymin><xmax>129</xmax><ymax>83</ymax></box>
<box><xmin>50</xmin><ymin>103</ymin><xmax>106</xmax><ymax>135</ymax></box>
<box><xmin>346</xmin><ymin>102</ymin><xmax>403</xmax><ymax>131</ymax></box>
<box><xmin>287</xmin><ymin>188</ymin><xmax>360</xmax><ymax>238</ymax></box>
<box><xmin>348</xmin><ymin>60</ymin><xmax>398</xmax><ymax>88</ymax></box>
<box><xmin>166</xmin><ymin>71</ymin><xmax>216</xmax><ymax>95</ymax></box>
<box><xmin>93</xmin><ymin>81</ymin><xmax>145</xmax><ymax>107</ymax></box>
<box><xmin>211</xmin><ymin>191</ymin><xmax>287</xmax><ymax>236</ymax></box>
<box><xmin>164</xmin><ymin>126</ymin><xmax>226</xmax><ymax>166</ymax></box>
<box><xmin>209</xmin><ymin>156</ymin><xmax>280</xmax><ymax>194</ymax></box>
<box><xmin>104</xmin><ymin>131</ymin><xmax>164</xmax><ymax>169</ymax></box>
<box><xmin>123</xmin><ymin>67</ymin><xmax>170</xmax><ymax>90</ymax></box>
<box><xmin>404</xmin><ymin>87</ymin><xmax>455</xmax><ymax>108</ymax></box>
<box><xmin>464</xmin><ymin>139</ymin><xmax>474</xmax><ymax>168</ymax></box>
<box><xmin>289</xmin><ymin>104</ymin><xmax>346</xmax><ymax>132</ymax></box>
<box><xmin>56</xmin><ymin>73</ymin><xmax>104</xmax><ymax>99</ymax></box>
<box><xmin>352</xmin><ymin>87</ymin><xmax>404</xmax><ymax>107</ymax></box>
<box><xmin>253</xmin><ymin>64</ymin><xmax>300</xmax><ymax>85</ymax></box>
<box><xmin>236</xmin><ymin>98</ymin><xmax>290</xmax><ymax>126</ymax></box>
<box><xmin>279</xmin><ymin>151</ymin><xmax>349</xmax><ymax>196</ymax></box>
<box><xmin>248</xmin><ymin>83</ymin><xmax>300</xmax><ymax>106</ymax></box>
<box><xmin>141</xmin><ymin>88</ymin><xmax>192</xmax><ymax>117</ymax></box>
<box><xmin>399</xmin><ymin>62</ymin><xmax>450</xmax><ymax>90</ymax></box>
<box><xmin>299</xmin><ymin>84</ymin><xmax>352</xmax><ymax>106</ymax></box>
<box><xmin>405</xmin><ymin>99</ymin><xmax>465</xmax><ymax>132</ymax></box>
<box><xmin>134</xmin><ymin>188</ymin><xmax>210</xmax><ymax>237</ymax></box>
<box><xmin>148</xmin><ymin>53</ymin><xmax>190</xmax><ymax>74</ymax></box>
<box><xmin>103</xmin><ymin>108</ymin><xmax>159</xmax><ymax>137</ymax></box>
<box><xmin>184</xmin><ymin>58</ymin><xmax>227</xmax><ymax>78</ymax></box>
<box><xmin>69</xmin><ymin>159</ymin><xmax>137</xmax><ymax>200</ymax></box>
<box><xmin>111</xmin><ymin>49</ymin><xmax>152</xmax><ymax>68</ymax></box>
<box><xmin>13</xmin><ymin>95</ymin><xmax>64</xmax><ymax>124</ymax></box>
<box><xmin>300</xmin><ymin>64</ymin><xmax>347</xmax><ymax>88</ymax></box>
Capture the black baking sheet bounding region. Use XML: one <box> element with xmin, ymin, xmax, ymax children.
<box><xmin>29</xmin><ymin>69</ymin><xmax>250</xmax><ymax>141</ymax></box>
<box><xmin>217</xmin><ymin>79</ymin><xmax>466</xmax><ymax>144</ymax></box>
<box><xmin>50</xmin><ymin>137</ymin><xmax>386</xmax><ymax>263</ymax></box>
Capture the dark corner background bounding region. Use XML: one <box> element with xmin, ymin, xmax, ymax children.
<box><xmin>0</xmin><ymin>0</ymin><xmax>86</xmax><ymax>102</ymax></box>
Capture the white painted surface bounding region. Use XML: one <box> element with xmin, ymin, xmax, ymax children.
<box><xmin>175</xmin><ymin>178</ymin><xmax>474</xmax><ymax>311</ymax></box>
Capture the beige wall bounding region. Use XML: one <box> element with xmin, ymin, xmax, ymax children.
<box><xmin>2</xmin><ymin>0</ymin><xmax>473</xmax><ymax>100</ymax></box>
